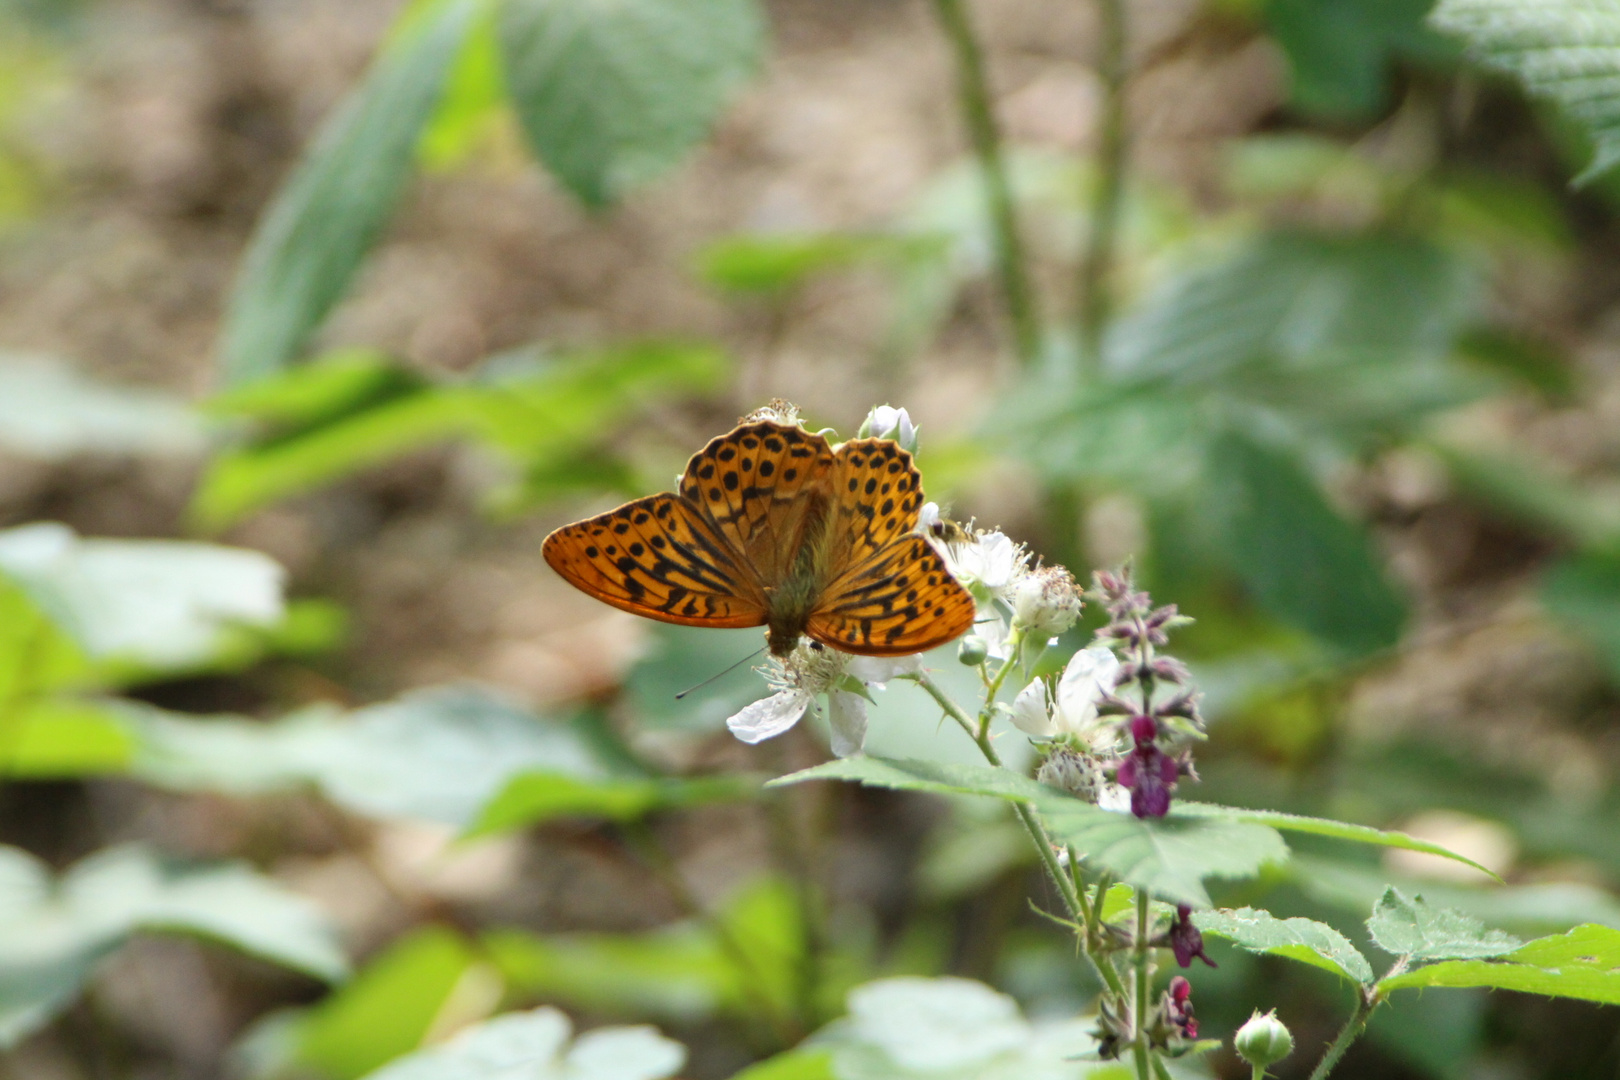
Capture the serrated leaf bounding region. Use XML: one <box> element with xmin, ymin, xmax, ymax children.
<box><xmin>768</xmin><ymin>755</ymin><xmax>1053</xmax><ymax>802</ymax></box>
<box><xmin>1431</xmin><ymin>0</ymin><xmax>1620</xmax><ymax>184</ymax></box>
<box><xmin>1032</xmin><ymin>794</ymin><xmax>1289</xmax><ymax>908</ymax></box>
<box><xmin>1176</xmin><ymin>803</ymin><xmax>1498</xmax><ymax>878</ymax></box>
<box><xmin>1378</xmin><ymin>923</ymin><xmax>1620</xmax><ymax>1004</ymax></box>
<box><xmin>0</xmin><ymin>844</ymin><xmax>346</xmax><ymax>1049</ymax></box>
<box><xmin>1196</xmin><ymin>906</ymin><xmax>1374</xmax><ymax>983</ymax></box>
<box><xmin>220</xmin><ymin>0</ymin><xmax>481</xmax><ymax>384</ymax></box>
<box><xmin>1368</xmin><ymin>887</ymin><xmax>1522</xmax><ymax>960</ymax></box>
<box><xmin>1204</xmin><ymin>429</ymin><xmax>1406</xmax><ymax>657</ymax></box>
<box><xmin>498</xmin><ymin>0</ymin><xmax>763</xmax><ymax>207</ymax></box>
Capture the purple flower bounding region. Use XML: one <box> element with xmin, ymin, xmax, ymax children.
<box><xmin>1168</xmin><ymin>904</ymin><xmax>1216</xmax><ymax>969</ymax></box>
<box><xmin>1166</xmin><ymin>976</ymin><xmax>1198</xmax><ymax>1039</ymax></box>
<box><xmin>1115</xmin><ymin>743</ymin><xmax>1179</xmax><ymax>818</ymax></box>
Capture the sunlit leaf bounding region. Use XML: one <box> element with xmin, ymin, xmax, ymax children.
<box><xmin>219</xmin><ymin>0</ymin><xmax>482</xmax><ymax>383</ymax></box>
<box><xmin>299</xmin><ymin>926</ymin><xmax>484</xmax><ymax>1080</ymax></box>
<box><xmin>0</xmin><ymin>354</ymin><xmax>205</xmax><ymax>460</ymax></box>
<box><xmin>0</xmin><ymin>844</ymin><xmax>346</xmax><ymax>1048</ymax></box>
<box><xmin>1432</xmin><ymin>0</ymin><xmax>1620</xmax><ymax>183</ymax></box>
<box><xmin>470</xmin><ymin>773</ymin><xmax>754</xmax><ymax>836</ymax></box>
<box><xmin>1176</xmin><ymin>803</ymin><xmax>1496</xmax><ymax>877</ymax></box>
<box><xmin>769</xmin><ymin>755</ymin><xmax>1053</xmax><ymax>803</ymax></box>
<box><xmin>1196</xmin><ymin>907</ymin><xmax>1374</xmax><ymax>983</ymax></box>
<box><xmin>1367</xmin><ymin>887</ymin><xmax>1522</xmax><ymax>960</ymax></box>
<box><xmin>0</xmin><ymin>523</ymin><xmax>286</xmax><ymax>673</ymax></box>
<box><xmin>358</xmin><ymin>1006</ymin><xmax>686</xmax><ymax>1080</ymax></box>
<box><xmin>498</xmin><ymin>0</ymin><xmax>763</xmax><ymax>206</ymax></box>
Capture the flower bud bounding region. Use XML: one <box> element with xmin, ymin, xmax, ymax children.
<box><xmin>1012</xmin><ymin>566</ymin><xmax>1083</xmax><ymax>637</ymax></box>
<box><xmin>958</xmin><ymin>635</ymin><xmax>989</xmax><ymax>666</ymax></box>
<box><xmin>858</xmin><ymin>404</ymin><xmax>918</xmax><ymax>453</ymax></box>
<box><xmin>1036</xmin><ymin>745</ymin><xmax>1103</xmax><ymax>801</ymax></box>
<box><xmin>1234</xmin><ymin>1010</ymin><xmax>1293</xmax><ymax>1070</ymax></box>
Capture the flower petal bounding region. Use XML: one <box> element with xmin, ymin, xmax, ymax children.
<box><xmin>1009</xmin><ymin>680</ymin><xmax>1054</xmax><ymax>736</ymax></box>
<box><xmin>726</xmin><ymin>691</ymin><xmax>813</xmax><ymax>744</ymax></box>
<box><xmin>847</xmin><ymin>653</ymin><xmax>923</xmax><ymax>687</ymax></box>
<box><xmin>828</xmin><ymin>690</ymin><xmax>869</xmax><ymax>758</ymax></box>
<box><xmin>1053</xmin><ymin>645</ymin><xmax>1121</xmax><ymax>735</ymax></box>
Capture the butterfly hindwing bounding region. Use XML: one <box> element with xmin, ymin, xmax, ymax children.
<box><xmin>806</xmin><ymin>437</ymin><xmax>976</xmax><ymax>654</ymax></box>
<box><xmin>806</xmin><ymin>534</ymin><xmax>977</xmax><ymax>654</ymax></box>
<box><xmin>541</xmin><ymin>493</ymin><xmax>769</xmax><ymax>628</ymax></box>
<box><xmin>677</xmin><ymin>420</ymin><xmax>835</xmax><ymax>584</ymax></box>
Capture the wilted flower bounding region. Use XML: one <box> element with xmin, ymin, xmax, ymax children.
<box><xmin>858</xmin><ymin>404</ymin><xmax>918</xmax><ymax>452</ymax></box>
<box><xmin>1163</xmin><ymin>904</ymin><xmax>1215</xmax><ymax>969</ymax></box>
<box><xmin>1012</xmin><ymin>566</ymin><xmax>1083</xmax><ymax>637</ymax></box>
<box><xmin>1163</xmin><ymin>976</ymin><xmax>1197</xmax><ymax>1041</ymax></box>
<box><xmin>726</xmin><ymin>644</ymin><xmax>920</xmax><ymax>757</ymax></box>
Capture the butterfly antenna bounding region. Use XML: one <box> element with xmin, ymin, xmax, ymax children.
<box><xmin>675</xmin><ymin>646</ymin><xmax>767</xmax><ymax>700</ymax></box>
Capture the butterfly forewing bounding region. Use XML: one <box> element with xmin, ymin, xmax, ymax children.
<box><xmin>676</xmin><ymin>421</ymin><xmax>835</xmax><ymax>585</ymax></box>
<box><xmin>804</xmin><ymin>437</ymin><xmax>977</xmax><ymax>654</ymax></box>
<box><xmin>541</xmin><ymin>493</ymin><xmax>769</xmax><ymax>628</ymax></box>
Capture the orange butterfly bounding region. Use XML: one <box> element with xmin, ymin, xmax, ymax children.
<box><xmin>542</xmin><ymin>414</ymin><xmax>977</xmax><ymax>657</ymax></box>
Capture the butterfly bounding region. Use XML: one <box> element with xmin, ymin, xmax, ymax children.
<box><xmin>542</xmin><ymin>414</ymin><xmax>977</xmax><ymax>657</ymax></box>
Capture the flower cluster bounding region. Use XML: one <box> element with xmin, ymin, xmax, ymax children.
<box><xmin>726</xmin><ymin>642</ymin><xmax>921</xmax><ymax>757</ymax></box>
<box><xmin>1091</xmin><ymin>568</ymin><xmax>1205</xmax><ymax>818</ymax></box>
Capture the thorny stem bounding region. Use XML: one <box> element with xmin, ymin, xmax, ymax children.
<box><xmin>930</xmin><ymin>0</ymin><xmax>1042</xmax><ymax>366</ymax></box>
<box><xmin>1076</xmin><ymin>0</ymin><xmax>1129</xmax><ymax>373</ymax></box>
<box><xmin>620</xmin><ymin>820</ymin><xmax>803</xmax><ymax>1047</ymax></box>
<box><xmin>1132</xmin><ymin>888</ymin><xmax>1155</xmax><ymax>1080</ymax></box>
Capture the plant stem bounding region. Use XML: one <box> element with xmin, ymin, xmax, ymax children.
<box><xmin>1306</xmin><ymin>993</ymin><xmax>1373</xmax><ymax>1080</ymax></box>
<box><xmin>1076</xmin><ymin>0</ymin><xmax>1128</xmax><ymax>374</ymax></box>
<box><xmin>1132</xmin><ymin>887</ymin><xmax>1155</xmax><ymax>1080</ymax></box>
<box><xmin>930</xmin><ymin>0</ymin><xmax>1041</xmax><ymax>366</ymax></box>
<box><xmin>912</xmin><ymin>671</ymin><xmax>1126</xmax><ymax>1000</ymax></box>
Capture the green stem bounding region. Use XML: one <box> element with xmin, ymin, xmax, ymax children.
<box><xmin>930</xmin><ymin>0</ymin><xmax>1041</xmax><ymax>366</ymax></box>
<box><xmin>1132</xmin><ymin>888</ymin><xmax>1155</xmax><ymax>1080</ymax></box>
<box><xmin>1306</xmin><ymin>993</ymin><xmax>1373</xmax><ymax>1080</ymax></box>
<box><xmin>1076</xmin><ymin>0</ymin><xmax>1128</xmax><ymax>374</ymax></box>
<box><xmin>1252</xmin><ymin>1067</ymin><xmax>1267</xmax><ymax>1080</ymax></box>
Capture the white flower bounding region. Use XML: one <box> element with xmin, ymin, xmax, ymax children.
<box><xmin>1053</xmin><ymin>645</ymin><xmax>1122</xmax><ymax>739</ymax></box>
<box><xmin>915</xmin><ymin>501</ymin><xmax>942</xmax><ymax>535</ymax></box>
<box><xmin>860</xmin><ymin>404</ymin><xmax>918</xmax><ymax>452</ymax></box>
<box><xmin>944</xmin><ymin>530</ymin><xmax>1025</xmax><ymax>593</ymax></box>
<box><xmin>724</xmin><ymin>643</ymin><xmax>923</xmax><ymax>757</ymax></box>
<box><xmin>1004</xmin><ymin>645</ymin><xmax>1122</xmax><ymax>741</ymax></box>
<box><xmin>1011</xmin><ymin>566</ymin><xmax>1082</xmax><ymax>637</ymax></box>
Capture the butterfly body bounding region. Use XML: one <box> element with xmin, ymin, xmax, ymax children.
<box><xmin>542</xmin><ymin>418</ymin><xmax>976</xmax><ymax>657</ymax></box>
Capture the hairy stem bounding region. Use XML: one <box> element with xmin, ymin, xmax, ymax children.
<box><xmin>1132</xmin><ymin>888</ymin><xmax>1155</xmax><ymax>1080</ymax></box>
<box><xmin>930</xmin><ymin>0</ymin><xmax>1041</xmax><ymax>366</ymax></box>
<box><xmin>1306</xmin><ymin>993</ymin><xmax>1374</xmax><ymax>1080</ymax></box>
<box><xmin>1076</xmin><ymin>0</ymin><xmax>1128</xmax><ymax>373</ymax></box>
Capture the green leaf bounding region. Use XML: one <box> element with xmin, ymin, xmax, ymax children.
<box><xmin>0</xmin><ymin>354</ymin><xmax>205</xmax><ymax>460</ymax></box>
<box><xmin>1032</xmin><ymin>794</ymin><xmax>1289</xmax><ymax>908</ymax></box>
<box><xmin>0</xmin><ymin>844</ymin><xmax>346</xmax><ymax>1048</ymax></box>
<box><xmin>298</xmin><ymin>926</ymin><xmax>482</xmax><ymax>1080</ymax></box>
<box><xmin>498</xmin><ymin>0</ymin><xmax>764</xmax><ymax>207</ymax></box>
<box><xmin>695</xmin><ymin>233</ymin><xmax>928</xmax><ymax>296</ymax></box>
<box><xmin>1432</xmin><ymin>442</ymin><xmax>1620</xmax><ymax>551</ymax></box>
<box><xmin>768</xmin><ymin>755</ymin><xmax>1054</xmax><ymax>803</ymax></box>
<box><xmin>1542</xmin><ymin>550</ymin><xmax>1620</xmax><ymax>682</ymax></box>
<box><xmin>727</xmin><ymin>1050</ymin><xmax>836</xmax><ymax>1080</ymax></box>
<box><xmin>1378</xmin><ymin>924</ymin><xmax>1620</xmax><ymax>1004</ymax></box>
<box><xmin>0</xmin><ymin>697</ymin><xmax>132</xmax><ymax>776</ymax></box>
<box><xmin>470</xmin><ymin>773</ymin><xmax>754</xmax><ymax>836</ymax></box>
<box><xmin>1204</xmin><ymin>429</ymin><xmax>1406</xmax><ymax>656</ymax></box>
<box><xmin>358</xmin><ymin>1007</ymin><xmax>686</xmax><ymax>1080</ymax></box>
<box><xmin>1431</xmin><ymin>0</ymin><xmax>1620</xmax><ymax>183</ymax></box>
<box><xmin>1264</xmin><ymin>0</ymin><xmax>1455</xmax><ymax>119</ymax></box>
<box><xmin>126</xmin><ymin>685</ymin><xmax>634</xmax><ymax>829</ymax></box>
<box><xmin>1367</xmin><ymin>887</ymin><xmax>1522</xmax><ymax>960</ymax></box>
<box><xmin>1195</xmin><ymin>906</ymin><xmax>1374</xmax><ymax>983</ymax></box>
<box><xmin>0</xmin><ymin>523</ymin><xmax>287</xmax><ymax>674</ymax></box>
<box><xmin>1175</xmin><ymin>802</ymin><xmax>1498</xmax><ymax>878</ymax></box>
<box><xmin>219</xmin><ymin>0</ymin><xmax>481</xmax><ymax>384</ymax></box>
<box><xmin>417</xmin><ymin>5</ymin><xmax>508</xmax><ymax>170</ymax></box>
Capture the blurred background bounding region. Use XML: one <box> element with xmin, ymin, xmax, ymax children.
<box><xmin>1</xmin><ymin>0</ymin><xmax>1620</xmax><ymax>1077</ymax></box>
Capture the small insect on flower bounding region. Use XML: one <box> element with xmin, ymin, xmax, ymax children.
<box><xmin>542</xmin><ymin>404</ymin><xmax>976</xmax><ymax>659</ymax></box>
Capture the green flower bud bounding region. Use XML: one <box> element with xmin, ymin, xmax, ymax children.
<box><xmin>957</xmin><ymin>635</ymin><xmax>988</xmax><ymax>666</ymax></box>
<box><xmin>1234</xmin><ymin>1010</ymin><xmax>1293</xmax><ymax>1070</ymax></box>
